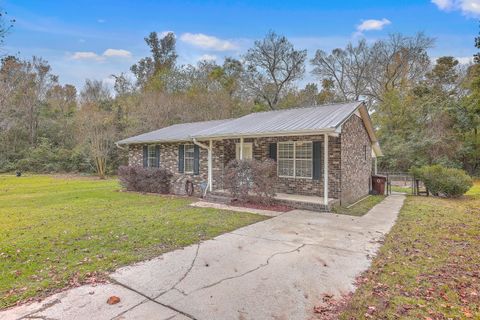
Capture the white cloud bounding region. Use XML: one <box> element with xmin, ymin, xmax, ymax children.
<box><xmin>432</xmin><ymin>0</ymin><xmax>454</xmax><ymax>10</ymax></box>
<box><xmin>460</xmin><ymin>0</ymin><xmax>480</xmax><ymax>15</ymax></box>
<box><xmin>432</xmin><ymin>0</ymin><xmax>480</xmax><ymax>16</ymax></box>
<box><xmin>356</xmin><ymin>18</ymin><xmax>391</xmax><ymax>32</ymax></box>
<box><xmin>198</xmin><ymin>54</ymin><xmax>217</xmax><ymax>62</ymax></box>
<box><xmin>71</xmin><ymin>49</ymin><xmax>132</xmax><ymax>61</ymax></box>
<box><xmin>456</xmin><ymin>56</ymin><xmax>474</xmax><ymax>64</ymax></box>
<box><xmin>97</xmin><ymin>19</ymin><xmax>106</xmax><ymax>23</ymax></box>
<box><xmin>71</xmin><ymin>51</ymin><xmax>103</xmax><ymax>61</ymax></box>
<box><xmin>103</xmin><ymin>49</ymin><xmax>132</xmax><ymax>58</ymax></box>
<box><xmin>180</xmin><ymin>33</ymin><xmax>237</xmax><ymax>51</ymax></box>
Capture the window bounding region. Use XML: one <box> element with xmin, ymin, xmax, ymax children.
<box><xmin>184</xmin><ymin>144</ymin><xmax>195</xmax><ymax>173</ymax></box>
<box><xmin>295</xmin><ymin>142</ymin><xmax>313</xmax><ymax>178</ymax></box>
<box><xmin>147</xmin><ymin>145</ymin><xmax>157</xmax><ymax>168</ymax></box>
<box><xmin>278</xmin><ymin>142</ymin><xmax>294</xmax><ymax>177</ymax></box>
<box><xmin>278</xmin><ymin>141</ymin><xmax>312</xmax><ymax>178</ymax></box>
<box><xmin>364</xmin><ymin>145</ymin><xmax>367</xmax><ymax>161</ymax></box>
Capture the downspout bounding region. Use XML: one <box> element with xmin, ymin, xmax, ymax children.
<box><xmin>115</xmin><ymin>142</ymin><xmax>127</xmax><ymax>150</ymax></box>
<box><xmin>192</xmin><ymin>138</ymin><xmax>212</xmax><ymax>196</ymax></box>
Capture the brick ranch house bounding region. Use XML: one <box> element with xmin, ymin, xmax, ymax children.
<box><xmin>117</xmin><ymin>101</ymin><xmax>382</xmax><ymax>211</ymax></box>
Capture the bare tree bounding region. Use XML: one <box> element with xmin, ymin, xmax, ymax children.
<box><xmin>311</xmin><ymin>39</ymin><xmax>369</xmax><ymax>102</ymax></box>
<box><xmin>243</xmin><ymin>31</ymin><xmax>307</xmax><ymax>110</ymax></box>
<box><xmin>311</xmin><ymin>33</ymin><xmax>434</xmax><ymax>107</ymax></box>
<box><xmin>474</xmin><ymin>22</ymin><xmax>479</xmax><ymax>64</ymax></box>
<box><xmin>77</xmin><ymin>80</ymin><xmax>114</xmax><ymax>179</ymax></box>
<box><xmin>0</xmin><ymin>56</ymin><xmax>57</xmax><ymax>146</ymax></box>
<box><xmin>367</xmin><ymin>33</ymin><xmax>434</xmax><ymax>102</ymax></box>
<box><xmin>0</xmin><ymin>9</ymin><xmax>14</xmax><ymax>53</ymax></box>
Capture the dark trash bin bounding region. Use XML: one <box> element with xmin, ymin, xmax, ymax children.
<box><xmin>372</xmin><ymin>175</ymin><xmax>387</xmax><ymax>195</ymax></box>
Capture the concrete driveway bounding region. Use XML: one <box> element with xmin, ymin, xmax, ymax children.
<box><xmin>1</xmin><ymin>195</ymin><xmax>404</xmax><ymax>320</ymax></box>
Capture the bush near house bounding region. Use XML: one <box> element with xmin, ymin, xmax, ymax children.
<box><xmin>411</xmin><ymin>165</ymin><xmax>473</xmax><ymax>198</ymax></box>
<box><xmin>223</xmin><ymin>159</ymin><xmax>277</xmax><ymax>205</ymax></box>
<box><xmin>118</xmin><ymin>165</ymin><xmax>173</xmax><ymax>194</ymax></box>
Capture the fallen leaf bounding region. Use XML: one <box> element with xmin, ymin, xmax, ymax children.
<box><xmin>107</xmin><ymin>296</ymin><xmax>120</xmax><ymax>305</ymax></box>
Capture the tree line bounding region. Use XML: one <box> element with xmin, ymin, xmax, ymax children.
<box><xmin>0</xmin><ymin>13</ymin><xmax>479</xmax><ymax>177</ymax></box>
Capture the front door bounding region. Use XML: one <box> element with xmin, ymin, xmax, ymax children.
<box><xmin>235</xmin><ymin>143</ymin><xmax>253</xmax><ymax>160</ymax></box>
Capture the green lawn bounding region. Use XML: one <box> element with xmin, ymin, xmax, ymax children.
<box><xmin>333</xmin><ymin>195</ymin><xmax>386</xmax><ymax>216</ymax></box>
<box><xmin>391</xmin><ymin>185</ymin><xmax>413</xmax><ymax>194</ymax></box>
<box><xmin>0</xmin><ymin>175</ymin><xmax>266</xmax><ymax>309</ymax></box>
<box><xmin>339</xmin><ymin>181</ymin><xmax>480</xmax><ymax>319</ymax></box>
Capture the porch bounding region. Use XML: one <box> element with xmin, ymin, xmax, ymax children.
<box><xmin>195</xmin><ymin>132</ymin><xmax>337</xmax><ymax>208</ymax></box>
<box><xmin>206</xmin><ymin>189</ymin><xmax>339</xmax><ymax>212</ymax></box>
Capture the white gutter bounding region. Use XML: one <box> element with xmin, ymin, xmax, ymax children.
<box><xmin>115</xmin><ymin>142</ymin><xmax>127</xmax><ymax>150</ymax></box>
<box><xmin>192</xmin><ymin>128</ymin><xmax>337</xmax><ymax>141</ymax></box>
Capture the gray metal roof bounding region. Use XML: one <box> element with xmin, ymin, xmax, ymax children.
<box><xmin>192</xmin><ymin>101</ymin><xmax>362</xmax><ymax>139</ymax></box>
<box><xmin>117</xmin><ymin>101</ymin><xmax>367</xmax><ymax>145</ymax></box>
<box><xmin>117</xmin><ymin>119</ymin><xmax>231</xmax><ymax>144</ymax></box>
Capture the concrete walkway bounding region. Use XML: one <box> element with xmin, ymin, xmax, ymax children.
<box><xmin>0</xmin><ymin>195</ymin><xmax>405</xmax><ymax>320</ymax></box>
<box><xmin>190</xmin><ymin>201</ymin><xmax>284</xmax><ymax>217</ymax></box>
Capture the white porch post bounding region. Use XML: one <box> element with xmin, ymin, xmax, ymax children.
<box><xmin>240</xmin><ymin>137</ymin><xmax>244</xmax><ymax>160</ymax></box>
<box><xmin>208</xmin><ymin>140</ymin><xmax>213</xmax><ymax>192</ymax></box>
<box><xmin>323</xmin><ymin>134</ymin><xmax>329</xmax><ymax>206</ymax></box>
<box><xmin>374</xmin><ymin>156</ymin><xmax>378</xmax><ymax>175</ymax></box>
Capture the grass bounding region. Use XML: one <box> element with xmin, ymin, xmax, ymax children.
<box><xmin>333</xmin><ymin>195</ymin><xmax>386</xmax><ymax>216</ymax></box>
<box><xmin>391</xmin><ymin>185</ymin><xmax>413</xmax><ymax>194</ymax></box>
<box><xmin>339</xmin><ymin>181</ymin><xmax>480</xmax><ymax>319</ymax></box>
<box><xmin>0</xmin><ymin>174</ymin><xmax>266</xmax><ymax>309</ymax></box>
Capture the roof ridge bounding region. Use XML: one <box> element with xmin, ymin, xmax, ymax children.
<box><xmin>239</xmin><ymin>101</ymin><xmax>362</xmax><ymax>117</ymax></box>
<box><xmin>167</xmin><ymin>118</ymin><xmax>234</xmax><ymax>127</ymax></box>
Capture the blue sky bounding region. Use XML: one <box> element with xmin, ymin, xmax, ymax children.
<box><xmin>1</xmin><ymin>0</ymin><xmax>479</xmax><ymax>90</ymax></box>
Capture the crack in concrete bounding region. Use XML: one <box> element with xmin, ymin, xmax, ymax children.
<box><xmin>109</xmin><ymin>278</ymin><xmax>198</xmax><ymax>320</ymax></box>
<box><xmin>18</xmin><ymin>299</ymin><xmax>61</xmax><ymax>320</ymax></box>
<box><xmin>186</xmin><ymin>243</ymin><xmax>306</xmax><ymax>295</ymax></box>
<box><xmin>172</xmin><ymin>287</ymin><xmax>188</xmax><ymax>296</ymax></box>
<box><xmin>154</xmin><ymin>242</ymin><xmax>201</xmax><ymax>299</ymax></box>
<box><xmin>229</xmin><ymin>232</ymin><xmax>364</xmax><ymax>254</ymax></box>
<box><xmin>109</xmin><ymin>298</ymin><xmax>149</xmax><ymax>320</ymax></box>
<box><xmin>23</xmin><ymin>316</ymin><xmax>58</xmax><ymax>320</ymax></box>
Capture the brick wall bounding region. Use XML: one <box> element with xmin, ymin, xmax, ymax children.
<box><xmin>127</xmin><ymin>114</ymin><xmax>372</xmax><ymax>203</ymax></box>
<box><xmin>340</xmin><ymin>114</ymin><xmax>373</xmax><ymax>204</ymax></box>
<box><xmin>211</xmin><ymin>135</ymin><xmax>341</xmax><ymax>198</ymax></box>
<box><xmin>128</xmin><ymin>143</ymin><xmax>210</xmax><ymax>197</ymax></box>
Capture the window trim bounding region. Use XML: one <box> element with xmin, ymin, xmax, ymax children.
<box><xmin>147</xmin><ymin>145</ymin><xmax>157</xmax><ymax>168</ymax></box>
<box><xmin>277</xmin><ymin>141</ymin><xmax>313</xmax><ymax>179</ymax></box>
<box><xmin>184</xmin><ymin>144</ymin><xmax>195</xmax><ymax>174</ymax></box>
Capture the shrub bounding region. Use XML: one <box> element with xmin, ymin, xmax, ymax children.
<box><xmin>223</xmin><ymin>159</ymin><xmax>277</xmax><ymax>205</ymax></box>
<box><xmin>411</xmin><ymin>164</ymin><xmax>473</xmax><ymax>198</ymax></box>
<box><xmin>118</xmin><ymin>165</ymin><xmax>173</xmax><ymax>194</ymax></box>
<box><xmin>14</xmin><ymin>138</ymin><xmax>92</xmax><ymax>173</ymax></box>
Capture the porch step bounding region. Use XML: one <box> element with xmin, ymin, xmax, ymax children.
<box><xmin>207</xmin><ymin>191</ymin><xmax>336</xmax><ymax>212</ymax></box>
<box><xmin>274</xmin><ymin>198</ymin><xmax>333</xmax><ymax>212</ymax></box>
<box><xmin>204</xmin><ymin>193</ymin><xmax>232</xmax><ymax>204</ymax></box>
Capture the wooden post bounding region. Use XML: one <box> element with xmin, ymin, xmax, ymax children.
<box><xmin>240</xmin><ymin>137</ymin><xmax>244</xmax><ymax>160</ymax></box>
